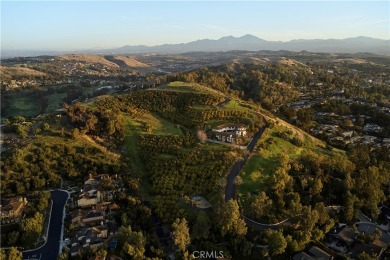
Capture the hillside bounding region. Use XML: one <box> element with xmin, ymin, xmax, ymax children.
<box><xmin>0</xmin><ymin>65</ymin><xmax>47</xmax><ymax>80</ymax></box>
<box><xmin>59</xmin><ymin>53</ymin><xmax>149</xmax><ymax>68</ymax></box>
<box><xmin>59</xmin><ymin>54</ymin><xmax>120</xmax><ymax>67</ymax></box>
<box><xmin>112</xmin><ymin>55</ymin><xmax>149</xmax><ymax>68</ymax></box>
<box><xmin>2</xmin><ymin>81</ymin><xmax>389</xmax><ymax>259</ymax></box>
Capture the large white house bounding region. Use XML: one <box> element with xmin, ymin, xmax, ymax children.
<box><xmin>212</xmin><ymin>124</ymin><xmax>247</xmax><ymax>143</ymax></box>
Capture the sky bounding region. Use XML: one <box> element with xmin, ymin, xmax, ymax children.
<box><xmin>1</xmin><ymin>1</ymin><xmax>389</xmax><ymax>51</ymax></box>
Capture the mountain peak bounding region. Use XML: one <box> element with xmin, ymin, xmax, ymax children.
<box><xmin>240</xmin><ymin>34</ymin><xmax>260</xmax><ymax>40</ymax></box>
<box><xmin>219</xmin><ymin>35</ymin><xmax>236</xmax><ymax>40</ymax></box>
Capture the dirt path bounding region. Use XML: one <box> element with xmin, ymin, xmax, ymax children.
<box><xmin>261</xmin><ymin>112</ymin><xmax>321</xmax><ymax>144</ymax></box>
<box><xmin>81</xmin><ymin>134</ymin><xmax>120</xmax><ymax>159</ymax></box>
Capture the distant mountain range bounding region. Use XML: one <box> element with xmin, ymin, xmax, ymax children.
<box><xmin>109</xmin><ymin>35</ymin><xmax>389</xmax><ymax>55</ymax></box>
<box><xmin>2</xmin><ymin>35</ymin><xmax>389</xmax><ymax>58</ymax></box>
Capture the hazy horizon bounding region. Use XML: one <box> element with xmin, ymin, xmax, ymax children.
<box><xmin>2</xmin><ymin>1</ymin><xmax>389</xmax><ymax>51</ymax></box>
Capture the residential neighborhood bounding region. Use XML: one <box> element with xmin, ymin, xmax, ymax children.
<box><xmin>63</xmin><ymin>174</ymin><xmax>121</xmax><ymax>257</ymax></box>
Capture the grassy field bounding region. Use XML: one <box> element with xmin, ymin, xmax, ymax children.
<box><xmin>202</xmin><ymin>142</ymin><xmax>232</xmax><ymax>151</ymax></box>
<box><xmin>123</xmin><ymin>112</ymin><xmax>184</xmax><ymax>199</ymax></box>
<box><xmin>158</xmin><ymin>81</ymin><xmax>224</xmax><ymax>96</ymax></box>
<box><xmin>239</xmin><ymin>154</ymin><xmax>278</xmax><ymax>194</ymax></box>
<box><xmin>222</xmin><ymin>100</ymin><xmax>247</xmax><ymax>111</ymax></box>
<box><xmin>238</xmin><ymin>122</ymin><xmax>344</xmax><ymax>196</ymax></box>
<box><xmin>123</xmin><ymin>117</ymin><xmax>143</xmax><ymax>172</ymax></box>
<box><xmin>123</xmin><ymin>112</ymin><xmax>183</xmax><ymax>166</ymax></box>
<box><xmin>3</xmin><ymin>94</ymin><xmax>40</xmax><ymax>117</ymax></box>
<box><xmin>3</xmin><ymin>84</ymin><xmax>102</xmax><ymax>118</ymax></box>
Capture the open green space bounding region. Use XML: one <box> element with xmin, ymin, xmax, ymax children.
<box><xmin>3</xmin><ymin>94</ymin><xmax>40</xmax><ymax>117</ymax></box>
<box><xmin>201</xmin><ymin>142</ymin><xmax>232</xmax><ymax>151</ymax></box>
<box><xmin>206</xmin><ymin>119</ymin><xmax>237</xmax><ymax>128</ymax></box>
<box><xmin>239</xmin><ymin>154</ymin><xmax>278</xmax><ymax>194</ymax></box>
<box><xmin>238</xmin><ymin>122</ymin><xmax>345</xmax><ymax>196</ymax></box>
<box><xmin>46</xmin><ymin>92</ymin><xmax>67</xmax><ymax>111</ymax></box>
<box><xmin>123</xmin><ymin>116</ymin><xmax>143</xmax><ymax>171</ymax></box>
<box><xmin>123</xmin><ymin>112</ymin><xmax>183</xmax><ymax>199</ymax></box>
<box><xmin>221</xmin><ymin>99</ymin><xmax>247</xmax><ymax>111</ymax></box>
<box><xmin>2</xmin><ymin>84</ymin><xmax>106</xmax><ymax>118</ymax></box>
<box><xmin>159</xmin><ymin>81</ymin><xmax>224</xmax><ymax>96</ymax></box>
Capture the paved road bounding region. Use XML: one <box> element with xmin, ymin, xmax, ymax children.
<box><xmin>23</xmin><ymin>190</ymin><xmax>69</xmax><ymax>260</ymax></box>
<box><xmin>243</xmin><ymin>215</ymin><xmax>298</xmax><ymax>231</ymax></box>
<box><xmin>223</xmin><ymin>120</ymin><xmax>296</xmax><ymax>231</ymax></box>
<box><xmin>224</xmin><ymin>125</ymin><xmax>267</xmax><ymax>202</ymax></box>
<box><xmin>356</xmin><ymin>222</ymin><xmax>390</xmax><ymax>243</ymax></box>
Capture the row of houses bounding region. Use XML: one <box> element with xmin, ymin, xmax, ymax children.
<box><xmin>65</xmin><ymin>174</ymin><xmax>121</xmax><ymax>257</ymax></box>
<box><xmin>324</xmin><ymin>223</ymin><xmax>388</xmax><ymax>259</ymax></box>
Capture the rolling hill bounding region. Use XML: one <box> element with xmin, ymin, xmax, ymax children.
<box><xmin>59</xmin><ymin>54</ymin><xmax>149</xmax><ymax>68</ymax></box>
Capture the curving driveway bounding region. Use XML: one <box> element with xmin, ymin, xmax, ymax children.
<box><xmin>23</xmin><ymin>190</ymin><xmax>69</xmax><ymax>260</ymax></box>
<box><xmin>224</xmin><ymin>125</ymin><xmax>267</xmax><ymax>202</ymax></box>
<box><xmin>223</xmin><ymin>119</ymin><xmax>293</xmax><ymax>230</ymax></box>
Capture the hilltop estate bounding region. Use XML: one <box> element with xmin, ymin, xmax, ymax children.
<box><xmin>212</xmin><ymin>124</ymin><xmax>247</xmax><ymax>143</ymax></box>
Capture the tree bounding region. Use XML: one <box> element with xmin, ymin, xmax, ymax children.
<box><xmin>196</xmin><ymin>129</ymin><xmax>208</xmax><ymax>143</ymax></box>
<box><xmin>117</xmin><ymin>225</ymin><xmax>146</xmax><ymax>260</ymax></box>
<box><xmin>20</xmin><ymin>212</ymin><xmax>44</xmax><ymax>247</ymax></box>
<box><xmin>172</xmin><ymin>218</ymin><xmax>190</xmax><ymax>252</ymax></box>
<box><xmin>7</xmin><ymin>231</ymin><xmax>20</xmax><ymax>246</ymax></box>
<box><xmin>343</xmin><ymin>191</ymin><xmax>356</xmax><ymax>222</ymax></box>
<box><xmin>57</xmin><ymin>251</ymin><xmax>69</xmax><ymax>260</ymax></box>
<box><xmin>7</xmin><ymin>247</ymin><xmax>22</xmax><ymax>260</ymax></box>
<box><xmin>216</xmin><ymin>177</ymin><xmax>227</xmax><ymax>188</ymax></box>
<box><xmin>16</xmin><ymin>124</ymin><xmax>28</xmax><ymax>139</ymax></box>
<box><xmin>144</xmin><ymin>123</ymin><xmax>153</xmax><ymax>133</ymax></box>
<box><xmin>296</xmin><ymin>108</ymin><xmax>313</xmax><ymax>129</ymax></box>
<box><xmin>265</xmin><ymin>229</ymin><xmax>287</xmax><ymax>256</ymax></box>
<box><xmin>218</xmin><ymin>200</ymin><xmax>247</xmax><ymax>237</ymax></box>
<box><xmin>231</xmin><ymin>237</ymin><xmax>253</xmax><ymax>257</ymax></box>
<box><xmin>234</xmin><ymin>175</ymin><xmax>243</xmax><ymax>186</ymax></box>
<box><xmin>36</xmin><ymin>191</ymin><xmax>50</xmax><ymax>212</ymax></box>
<box><xmin>356</xmin><ymin>252</ymin><xmax>378</xmax><ymax>260</ymax></box>
<box><xmin>71</xmin><ymin>128</ymin><xmax>80</xmax><ymax>139</ymax></box>
<box><xmin>249</xmin><ymin>191</ymin><xmax>272</xmax><ymax>220</ymax></box>
<box><xmin>0</xmin><ymin>250</ymin><xmax>6</xmax><ymax>260</ymax></box>
<box><xmin>191</xmin><ymin>211</ymin><xmax>210</xmax><ymax>240</ymax></box>
<box><xmin>41</xmin><ymin>123</ymin><xmax>50</xmax><ymax>131</ymax></box>
<box><xmin>298</xmin><ymin>206</ymin><xmax>319</xmax><ymax>232</ymax></box>
<box><xmin>268</xmin><ymin>166</ymin><xmax>291</xmax><ymax>195</ymax></box>
<box><xmin>37</xmin><ymin>96</ymin><xmax>49</xmax><ymax>112</ymax></box>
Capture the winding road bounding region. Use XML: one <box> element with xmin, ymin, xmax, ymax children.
<box><xmin>223</xmin><ymin>115</ymin><xmax>293</xmax><ymax>230</ymax></box>
<box><xmin>224</xmin><ymin>124</ymin><xmax>267</xmax><ymax>202</ymax></box>
<box><xmin>23</xmin><ymin>190</ymin><xmax>69</xmax><ymax>260</ymax></box>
